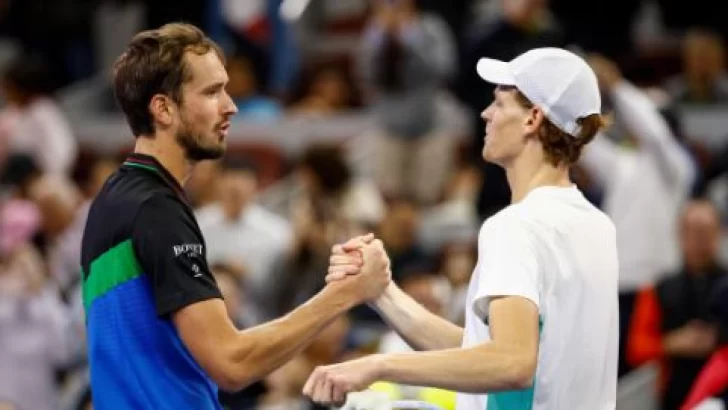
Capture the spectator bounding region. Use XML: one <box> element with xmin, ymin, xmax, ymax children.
<box><xmin>665</xmin><ymin>29</ymin><xmax>728</xmax><ymax>105</ymax></box>
<box><xmin>580</xmin><ymin>55</ymin><xmax>696</xmax><ymax>377</ymax></box>
<box><xmin>0</xmin><ymin>54</ymin><xmax>77</xmax><ymax>175</ymax></box>
<box><xmin>0</xmin><ymin>198</ymin><xmax>73</xmax><ymax>410</ymax></box>
<box><xmin>197</xmin><ymin>156</ymin><xmax>292</xmax><ymax>322</ymax></box>
<box><xmin>628</xmin><ymin>199</ymin><xmax>728</xmax><ymax>410</ymax></box>
<box><xmin>288</xmin><ymin>63</ymin><xmax>358</xmax><ymax>115</ymax></box>
<box><xmin>358</xmin><ymin>0</ymin><xmax>457</xmax><ymax>205</ymax></box>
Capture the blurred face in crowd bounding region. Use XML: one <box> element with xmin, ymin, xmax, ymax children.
<box><xmin>226</xmin><ymin>57</ymin><xmax>256</xmax><ymax>100</ymax></box>
<box><xmin>680</xmin><ymin>200</ymin><xmax>722</xmax><ymax>273</ymax></box>
<box><xmin>219</xmin><ymin>168</ymin><xmax>257</xmax><ymax>220</ymax></box>
<box><xmin>186</xmin><ymin>159</ymin><xmax>221</xmax><ymax>206</ymax></box>
<box><xmin>442</xmin><ymin>244</ymin><xmax>476</xmax><ymax>287</ymax></box>
<box><xmin>502</xmin><ymin>0</ymin><xmax>546</xmax><ymax>25</ymax></box>
<box><xmin>378</xmin><ymin>199</ymin><xmax>419</xmax><ymax>249</ymax></box>
<box><xmin>311</xmin><ymin>69</ymin><xmax>350</xmax><ymax>110</ymax></box>
<box><xmin>683</xmin><ymin>31</ymin><xmax>725</xmax><ymax>84</ymax></box>
<box><xmin>481</xmin><ymin>87</ymin><xmax>538</xmax><ymax>166</ymax></box>
<box><xmin>168</xmin><ymin>51</ymin><xmax>237</xmax><ymax>161</ymax></box>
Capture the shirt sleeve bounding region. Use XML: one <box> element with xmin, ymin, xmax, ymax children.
<box><xmin>132</xmin><ymin>195</ymin><xmax>222</xmax><ymax>317</ymax></box>
<box><xmin>471</xmin><ymin>219</ymin><xmax>542</xmax><ymax>322</ymax></box>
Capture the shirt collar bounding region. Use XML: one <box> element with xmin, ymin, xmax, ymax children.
<box><xmin>122</xmin><ymin>153</ymin><xmax>188</xmax><ymax>200</ymax></box>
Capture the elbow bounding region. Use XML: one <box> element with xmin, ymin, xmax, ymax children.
<box><xmin>212</xmin><ymin>365</ymin><xmax>257</xmax><ymax>393</ymax></box>
<box><xmin>503</xmin><ymin>355</ymin><xmax>537</xmax><ymax>390</ymax></box>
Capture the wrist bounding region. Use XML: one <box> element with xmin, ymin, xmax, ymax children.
<box><xmin>371</xmin><ymin>281</ymin><xmax>397</xmax><ymax>309</ymax></box>
<box><xmin>371</xmin><ymin>353</ymin><xmax>389</xmax><ymax>381</ymax></box>
<box><xmin>320</xmin><ymin>283</ymin><xmax>359</xmax><ymax>312</ymax></box>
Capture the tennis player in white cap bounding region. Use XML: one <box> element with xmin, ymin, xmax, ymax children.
<box><xmin>304</xmin><ymin>47</ymin><xmax>620</xmax><ymax>410</ymax></box>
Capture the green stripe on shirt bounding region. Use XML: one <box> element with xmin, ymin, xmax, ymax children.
<box><xmin>83</xmin><ymin>239</ymin><xmax>143</xmax><ymax>310</ymax></box>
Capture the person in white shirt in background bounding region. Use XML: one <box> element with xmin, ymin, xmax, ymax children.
<box><xmin>0</xmin><ymin>55</ymin><xmax>77</xmax><ymax>175</ymax></box>
<box><xmin>304</xmin><ymin>48</ymin><xmax>619</xmax><ymax>410</ymax></box>
<box><xmin>196</xmin><ymin>156</ymin><xmax>293</xmax><ymax>324</ymax></box>
<box><xmin>580</xmin><ymin>55</ymin><xmax>696</xmax><ymax>377</ymax></box>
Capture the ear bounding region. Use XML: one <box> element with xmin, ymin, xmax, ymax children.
<box><xmin>149</xmin><ymin>94</ymin><xmax>175</xmax><ymax>129</ymax></box>
<box><xmin>523</xmin><ymin>107</ymin><xmax>545</xmax><ymax>137</ymax></box>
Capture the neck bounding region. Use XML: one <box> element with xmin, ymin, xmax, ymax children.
<box><xmin>134</xmin><ymin>134</ymin><xmax>192</xmax><ymax>186</ymax></box>
<box><xmin>505</xmin><ymin>153</ymin><xmax>572</xmax><ymax>203</ymax></box>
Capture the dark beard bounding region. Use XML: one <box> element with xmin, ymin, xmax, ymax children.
<box><xmin>175</xmin><ymin>129</ymin><xmax>225</xmax><ymax>162</ymax></box>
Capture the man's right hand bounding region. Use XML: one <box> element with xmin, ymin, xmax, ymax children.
<box><xmin>327</xmin><ymin>238</ymin><xmax>391</xmax><ymax>304</ymax></box>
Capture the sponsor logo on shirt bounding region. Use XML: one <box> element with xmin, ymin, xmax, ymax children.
<box><xmin>173</xmin><ymin>243</ymin><xmax>203</xmax><ymax>257</ymax></box>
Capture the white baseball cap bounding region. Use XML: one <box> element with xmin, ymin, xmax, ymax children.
<box><xmin>476</xmin><ymin>47</ymin><xmax>601</xmax><ymax>137</ymax></box>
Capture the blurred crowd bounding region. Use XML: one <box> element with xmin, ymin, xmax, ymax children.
<box><xmin>1</xmin><ymin>0</ymin><xmax>728</xmax><ymax>409</ymax></box>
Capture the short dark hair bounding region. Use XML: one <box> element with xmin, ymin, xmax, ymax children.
<box><xmin>112</xmin><ymin>23</ymin><xmax>224</xmax><ymax>137</ymax></box>
<box><xmin>505</xmin><ymin>86</ymin><xmax>608</xmax><ymax>166</ymax></box>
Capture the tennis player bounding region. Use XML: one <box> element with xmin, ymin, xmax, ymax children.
<box><xmin>304</xmin><ymin>47</ymin><xmax>620</xmax><ymax>409</ymax></box>
<box><xmin>80</xmin><ymin>23</ymin><xmax>390</xmax><ymax>410</ymax></box>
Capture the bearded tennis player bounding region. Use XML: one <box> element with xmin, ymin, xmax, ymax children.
<box><xmin>305</xmin><ymin>47</ymin><xmax>619</xmax><ymax>410</ymax></box>
<box><xmin>80</xmin><ymin>23</ymin><xmax>391</xmax><ymax>410</ymax></box>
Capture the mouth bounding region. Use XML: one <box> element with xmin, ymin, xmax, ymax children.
<box><xmin>218</xmin><ymin>122</ymin><xmax>231</xmax><ymax>138</ymax></box>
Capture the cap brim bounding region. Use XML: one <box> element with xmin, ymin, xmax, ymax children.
<box><xmin>476</xmin><ymin>58</ymin><xmax>516</xmax><ymax>86</ymax></box>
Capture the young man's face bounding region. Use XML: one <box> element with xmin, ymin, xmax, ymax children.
<box><xmin>173</xmin><ymin>51</ymin><xmax>237</xmax><ymax>162</ymax></box>
<box><xmin>480</xmin><ymin>87</ymin><xmax>533</xmax><ymax>166</ymax></box>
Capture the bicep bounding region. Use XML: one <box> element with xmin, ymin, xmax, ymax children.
<box><xmin>173</xmin><ymin>298</ymin><xmax>242</xmax><ymax>388</ymax></box>
<box><xmin>488</xmin><ymin>296</ymin><xmax>540</xmax><ymax>354</ymax></box>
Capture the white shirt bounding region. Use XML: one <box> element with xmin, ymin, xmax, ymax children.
<box><xmin>580</xmin><ymin>82</ymin><xmax>695</xmax><ymax>291</ymax></box>
<box><xmin>457</xmin><ymin>186</ymin><xmax>619</xmax><ymax>410</ymax></box>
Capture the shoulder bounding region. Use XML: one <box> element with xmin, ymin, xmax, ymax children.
<box><xmin>478</xmin><ymin>205</ymin><xmax>539</xmax><ymax>249</ymax></box>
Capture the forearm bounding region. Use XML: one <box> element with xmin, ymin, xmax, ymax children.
<box><xmin>230</xmin><ymin>286</ymin><xmax>355</xmax><ymax>388</ymax></box>
<box><xmin>376</xmin><ymin>343</ymin><xmax>533</xmax><ymax>393</ymax></box>
<box><xmin>373</xmin><ymin>282</ymin><xmax>462</xmax><ymax>351</ymax></box>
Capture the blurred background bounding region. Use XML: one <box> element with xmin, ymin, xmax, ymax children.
<box><xmin>1</xmin><ymin>0</ymin><xmax>728</xmax><ymax>409</ymax></box>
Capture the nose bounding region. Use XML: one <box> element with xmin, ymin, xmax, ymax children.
<box><xmin>481</xmin><ymin>104</ymin><xmax>493</xmax><ymax>122</ymax></box>
<box><xmin>223</xmin><ymin>90</ymin><xmax>238</xmax><ymax>117</ymax></box>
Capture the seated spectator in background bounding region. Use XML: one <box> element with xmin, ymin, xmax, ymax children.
<box><xmin>288</xmin><ymin>63</ymin><xmax>358</xmax><ymax>115</ymax></box>
<box><xmin>27</xmin><ymin>172</ymin><xmax>84</xmax><ymax>297</ymax></box>
<box><xmin>358</xmin><ymin>0</ymin><xmax>456</xmax><ymax>205</ymax></box>
<box><xmin>439</xmin><ymin>242</ymin><xmax>476</xmax><ymax>325</ymax></box>
<box><xmin>680</xmin><ymin>257</ymin><xmax>728</xmax><ymax>410</ymax></box>
<box><xmin>186</xmin><ymin>159</ymin><xmax>222</xmax><ymax>209</ymax></box>
<box><xmin>294</xmin><ymin>143</ymin><xmax>385</xmax><ymax>231</ymax></box>
<box><xmin>376</xmin><ymin>196</ymin><xmax>430</xmax><ymax>283</ymax></box>
<box><xmin>580</xmin><ymin>55</ymin><xmax>696</xmax><ymax>377</ymax></box>
<box><xmin>274</xmin><ymin>145</ymin><xmax>375</xmax><ymax>316</ymax></box>
<box><xmin>197</xmin><ymin>157</ymin><xmax>292</xmax><ymax>323</ymax></box>
<box><xmin>628</xmin><ymin>200</ymin><xmax>728</xmax><ymax>410</ymax></box>
<box><xmin>0</xmin><ymin>198</ymin><xmax>73</xmax><ymax>410</ymax></box>
<box><xmin>226</xmin><ymin>55</ymin><xmax>282</xmax><ymax>121</ymax></box>
<box><xmin>0</xmin><ymin>54</ymin><xmax>77</xmax><ymax>175</ymax></box>
<box><xmin>665</xmin><ymin>29</ymin><xmax>728</xmax><ymax>105</ymax></box>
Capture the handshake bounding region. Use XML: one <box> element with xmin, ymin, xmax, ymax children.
<box><xmin>302</xmin><ymin>233</ymin><xmax>394</xmax><ymax>407</ymax></box>
<box><xmin>324</xmin><ymin>233</ymin><xmax>393</xmax><ymax>305</ymax></box>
